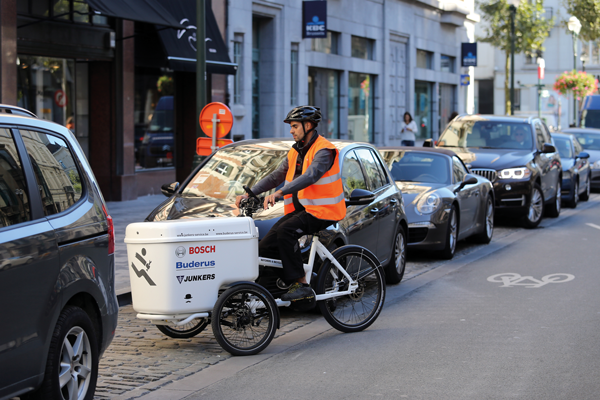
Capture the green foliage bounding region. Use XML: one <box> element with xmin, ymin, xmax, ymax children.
<box><xmin>566</xmin><ymin>0</ymin><xmax>600</xmax><ymax>42</ymax></box>
<box><xmin>477</xmin><ymin>0</ymin><xmax>554</xmax><ymax>56</ymax></box>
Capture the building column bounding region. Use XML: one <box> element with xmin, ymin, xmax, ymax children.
<box><xmin>0</xmin><ymin>0</ymin><xmax>17</xmax><ymax>105</ymax></box>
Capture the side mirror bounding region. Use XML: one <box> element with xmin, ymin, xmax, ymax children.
<box><xmin>423</xmin><ymin>139</ymin><xmax>434</xmax><ymax>148</ymax></box>
<box><xmin>454</xmin><ymin>174</ymin><xmax>478</xmax><ymax>193</ymax></box>
<box><xmin>161</xmin><ymin>181</ymin><xmax>179</xmax><ymax>197</ymax></box>
<box><xmin>541</xmin><ymin>143</ymin><xmax>557</xmax><ymax>154</ymax></box>
<box><xmin>346</xmin><ymin>189</ymin><xmax>375</xmax><ymax>206</ymax></box>
<box><xmin>577</xmin><ymin>151</ymin><xmax>590</xmax><ymax>159</ymax></box>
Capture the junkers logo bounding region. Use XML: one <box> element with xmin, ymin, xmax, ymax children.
<box><xmin>175</xmin><ymin>246</ymin><xmax>186</xmax><ymax>258</ymax></box>
<box><xmin>177</xmin><ymin>274</ymin><xmax>216</xmax><ymax>284</ymax></box>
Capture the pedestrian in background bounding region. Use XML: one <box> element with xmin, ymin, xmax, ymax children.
<box><xmin>400</xmin><ymin>112</ymin><xmax>417</xmax><ymax>146</ymax></box>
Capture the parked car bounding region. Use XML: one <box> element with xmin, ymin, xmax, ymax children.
<box><xmin>427</xmin><ymin>115</ymin><xmax>562</xmax><ymax>228</ymax></box>
<box><xmin>150</xmin><ymin>138</ymin><xmax>409</xmax><ymax>288</ymax></box>
<box><xmin>138</xmin><ymin>95</ymin><xmax>174</xmax><ymax>168</ymax></box>
<box><xmin>379</xmin><ymin>147</ymin><xmax>494</xmax><ymax>259</ymax></box>
<box><xmin>0</xmin><ymin>105</ymin><xmax>118</xmax><ymax>400</ymax></box>
<box><xmin>550</xmin><ymin>132</ymin><xmax>591</xmax><ymax>207</ymax></box>
<box><xmin>561</xmin><ymin>127</ymin><xmax>600</xmax><ymax>191</ymax></box>
<box><xmin>579</xmin><ymin>95</ymin><xmax>600</xmax><ymax>129</ymax></box>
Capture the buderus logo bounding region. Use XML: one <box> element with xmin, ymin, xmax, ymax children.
<box><xmin>175</xmin><ymin>260</ymin><xmax>216</xmax><ymax>270</ymax></box>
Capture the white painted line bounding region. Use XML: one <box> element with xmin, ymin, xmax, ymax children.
<box><xmin>586</xmin><ymin>223</ymin><xmax>600</xmax><ymax>230</ymax></box>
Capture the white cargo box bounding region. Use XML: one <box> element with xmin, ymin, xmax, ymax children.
<box><xmin>125</xmin><ymin>217</ymin><xmax>259</xmax><ymax>314</ymax></box>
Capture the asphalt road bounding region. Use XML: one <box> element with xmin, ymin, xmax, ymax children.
<box><xmin>178</xmin><ymin>199</ymin><xmax>600</xmax><ymax>400</ymax></box>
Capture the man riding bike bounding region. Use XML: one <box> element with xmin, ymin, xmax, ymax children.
<box><xmin>235</xmin><ymin>105</ymin><xmax>346</xmax><ymax>303</ymax></box>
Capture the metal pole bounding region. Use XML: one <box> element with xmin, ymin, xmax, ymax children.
<box><xmin>573</xmin><ymin>32</ymin><xmax>578</xmax><ymax>126</ymax></box>
<box><xmin>193</xmin><ymin>0</ymin><xmax>207</xmax><ymax>167</ymax></box>
<box><xmin>509</xmin><ymin>5</ymin><xmax>516</xmax><ymax>116</ymax></box>
<box><xmin>211</xmin><ymin>113</ymin><xmax>219</xmax><ymax>152</ymax></box>
<box><xmin>538</xmin><ymin>79</ymin><xmax>542</xmax><ymax>119</ymax></box>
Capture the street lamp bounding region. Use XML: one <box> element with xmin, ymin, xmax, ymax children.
<box><xmin>568</xmin><ymin>16</ymin><xmax>581</xmax><ymax>126</ymax></box>
<box><xmin>580</xmin><ymin>53</ymin><xmax>588</xmax><ymax>72</ymax></box>
<box><xmin>537</xmin><ymin>52</ymin><xmax>545</xmax><ymax>119</ymax></box>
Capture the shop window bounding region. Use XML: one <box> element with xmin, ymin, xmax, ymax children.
<box><xmin>312</xmin><ymin>31</ymin><xmax>339</xmax><ymax>55</ymax></box>
<box><xmin>348</xmin><ymin>72</ymin><xmax>374</xmax><ymax>142</ymax></box>
<box><xmin>415</xmin><ymin>80</ymin><xmax>432</xmax><ymax>139</ymax></box>
<box><xmin>440</xmin><ymin>55</ymin><xmax>455</xmax><ymax>73</ymax></box>
<box><xmin>134</xmin><ymin>71</ymin><xmax>175</xmax><ymax>170</ymax></box>
<box><xmin>291</xmin><ymin>44</ymin><xmax>299</xmax><ymax>105</ymax></box>
<box><xmin>351</xmin><ymin>36</ymin><xmax>374</xmax><ymax>60</ymax></box>
<box><xmin>20</xmin><ymin>130</ymin><xmax>83</xmax><ymax>216</ymax></box>
<box><xmin>19</xmin><ymin>0</ymin><xmax>108</xmax><ymax>25</ymax></box>
<box><xmin>309</xmin><ymin>68</ymin><xmax>340</xmax><ymax>139</ymax></box>
<box><xmin>0</xmin><ymin>129</ymin><xmax>31</xmax><ymax>227</ymax></box>
<box><xmin>233</xmin><ymin>34</ymin><xmax>243</xmax><ymax>104</ymax></box>
<box><xmin>417</xmin><ymin>50</ymin><xmax>433</xmax><ymax>69</ymax></box>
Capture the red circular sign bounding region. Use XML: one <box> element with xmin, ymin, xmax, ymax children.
<box><xmin>54</xmin><ymin>90</ymin><xmax>67</xmax><ymax>108</ymax></box>
<box><xmin>199</xmin><ymin>102</ymin><xmax>233</xmax><ymax>138</ymax></box>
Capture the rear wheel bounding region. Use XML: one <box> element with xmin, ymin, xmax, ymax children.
<box><xmin>316</xmin><ymin>246</ymin><xmax>385</xmax><ymax>333</ymax></box>
<box><xmin>522</xmin><ymin>183</ymin><xmax>544</xmax><ymax>229</ymax></box>
<box><xmin>546</xmin><ymin>181</ymin><xmax>561</xmax><ymax>218</ymax></box>
<box><xmin>580</xmin><ymin>175</ymin><xmax>591</xmax><ymax>201</ymax></box>
<box><xmin>471</xmin><ymin>195</ymin><xmax>494</xmax><ymax>244</ymax></box>
<box><xmin>384</xmin><ymin>225</ymin><xmax>406</xmax><ymax>284</ymax></box>
<box><xmin>211</xmin><ymin>284</ymin><xmax>278</xmax><ymax>356</ymax></box>
<box><xmin>439</xmin><ymin>205</ymin><xmax>458</xmax><ymax>259</ymax></box>
<box><xmin>156</xmin><ymin>318</ymin><xmax>209</xmax><ymax>338</ymax></box>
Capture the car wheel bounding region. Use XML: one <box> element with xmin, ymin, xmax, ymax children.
<box><xmin>439</xmin><ymin>205</ymin><xmax>458</xmax><ymax>260</ymax></box>
<box><xmin>580</xmin><ymin>175</ymin><xmax>591</xmax><ymax>201</ymax></box>
<box><xmin>471</xmin><ymin>195</ymin><xmax>494</xmax><ymax>244</ymax></box>
<box><xmin>570</xmin><ymin>180</ymin><xmax>579</xmax><ymax>208</ymax></box>
<box><xmin>522</xmin><ymin>183</ymin><xmax>544</xmax><ymax>229</ymax></box>
<box><xmin>27</xmin><ymin>306</ymin><xmax>99</xmax><ymax>400</ymax></box>
<box><xmin>546</xmin><ymin>180</ymin><xmax>561</xmax><ymax>218</ymax></box>
<box><xmin>384</xmin><ymin>225</ymin><xmax>406</xmax><ymax>284</ymax></box>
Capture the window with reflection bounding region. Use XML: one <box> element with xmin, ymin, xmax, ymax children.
<box><xmin>0</xmin><ymin>129</ymin><xmax>31</xmax><ymax>227</ymax></box>
<box><xmin>355</xmin><ymin>148</ymin><xmax>385</xmax><ymax>190</ymax></box>
<box><xmin>384</xmin><ymin>151</ymin><xmax>450</xmax><ymax>185</ymax></box>
<box><xmin>351</xmin><ymin>36</ymin><xmax>374</xmax><ymax>60</ymax></box>
<box><xmin>348</xmin><ymin>73</ymin><xmax>374</xmax><ymax>142</ymax></box>
<box><xmin>20</xmin><ymin>130</ymin><xmax>83</xmax><ymax>216</ymax></box>
<box><xmin>341</xmin><ymin>150</ymin><xmax>367</xmax><ymax>197</ymax></box>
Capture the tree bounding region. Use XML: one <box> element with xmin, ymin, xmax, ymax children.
<box><xmin>477</xmin><ymin>0</ymin><xmax>554</xmax><ymax>114</ymax></box>
<box><xmin>566</xmin><ymin>0</ymin><xmax>600</xmax><ymax>42</ymax></box>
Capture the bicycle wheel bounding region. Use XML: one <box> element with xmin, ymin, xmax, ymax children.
<box><xmin>211</xmin><ymin>283</ymin><xmax>279</xmax><ymax>356</ymax></box>
<box><xmin>156</xmin><ymin>318</ymin><xmax>209</xmax><ymax>339</ymax></box>
<box><xmin>316</xmin><ymin>246</ymin><xmax>385</xmax><ymax>333</ymax></box>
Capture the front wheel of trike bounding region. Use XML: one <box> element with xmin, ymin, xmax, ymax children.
<box><xmin>316</xmin><ymin>246</ymin><xmax>386</xmax><ymax>333</ymax></box>
<box><xmin>211</xmin><ymin>283</ymin><xmax>279</xmax><ymax>356</ymax></box>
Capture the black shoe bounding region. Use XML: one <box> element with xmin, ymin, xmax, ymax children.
<box><xmin>281</xmin><ymin>282</ymin><xmax>315</xmax><ymax>302</ymax></box>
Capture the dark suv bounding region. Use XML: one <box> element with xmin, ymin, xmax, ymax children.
<box><xmin>0</xmin><ymin>106</ymin><xmax>118</xmax><ymax>399</ymax></box>
<box><xmin>429</xmin><ymin>115</ymin><xmax>562</xmax><ymax>228</ymax></box>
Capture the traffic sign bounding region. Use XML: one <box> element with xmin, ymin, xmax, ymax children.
<box><xmin>196</xmin><ymin>137</ymin><xmax>233</xmax><ymax>156</ymax></box>
<box><xmin>54</xmin><ymin>89</ymin><xmax>67</xmax><ymax>108</ymax></box>
<box><xmin>199</xmin><ymin>102</ymin><xmax>233</xmax><ymax>138</ymax></box>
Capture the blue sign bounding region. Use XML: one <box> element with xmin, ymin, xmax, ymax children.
<box><xmin>303</xmin><ymin>1</ymin><xmax>327</xmax><ymax>38</ymax></box>
<box><xmin>460</xmin><ymin>74</ymin><xmax>471</xmax><ymax>86</ymax></box>
<box><xmin>461</xmin><ymin>42</ymin><xmax>477</xmax><ymax>67</ymax></box>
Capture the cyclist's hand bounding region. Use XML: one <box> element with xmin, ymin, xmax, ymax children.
<box><xmin>264</xmin><ymin>190</ymin><xmax>283</xmax><ymax>209</ymax></box>
<box><xmin>235</xmin><ymin>194</ymin><xmax>248</xmax><ymax>208</ymax></box>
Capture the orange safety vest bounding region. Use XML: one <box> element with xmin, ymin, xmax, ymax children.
<box><xmin>283</xmin><ymin>135</ymin><xmax>346</xmax><ymax>221</ymax></box>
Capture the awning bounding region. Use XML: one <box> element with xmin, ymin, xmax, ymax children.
<box><xmin>153</xmin><ymin>0</ymin><xmax>237</xmax><ymax>75</ymax></box>
<box><xmin>84</xmin><ymin>0</ymin><xmax>184</xmax><ymax>28</ymax></box>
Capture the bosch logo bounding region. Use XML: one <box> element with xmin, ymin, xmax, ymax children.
<box><xmin>189</xmin><ymin>245</ymin><xmax>216</xmax><ymax>254</ymax></box>
<box><xmin>175</xmin><ymin>246</ymin><xmax>186</xmax><ymax>258</ymax></box>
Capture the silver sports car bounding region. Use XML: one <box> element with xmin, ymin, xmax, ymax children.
<box><xmin>379</xmin><ymin>147</ymin><xmax>495</xmax><ymax>259</ymax></box>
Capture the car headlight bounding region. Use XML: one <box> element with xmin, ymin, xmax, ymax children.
<box><xmin>416</xmin><ymin>193</ymin><xmax>441</xmax><ymax>215</ymax></box>
<box><xmin>498</xmin><ymin>167</ymin><xmax>531</xmax><ymax>180</ymax></box>
<box><xmin>298</xmin><ymin>235</ymin><xmax>313</xmax><ymax>249</ymax></box>
<box><xmin>593</xmin><ymin>160</ymin><xmax>600</xmax><ymax>170</ymax></box>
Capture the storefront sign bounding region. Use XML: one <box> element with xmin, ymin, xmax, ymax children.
<box><xmin>54</xmin><ymin>89</ymin><xmax>67</xmax><ymax>108</ymax></box>
<box><xmin>460</xmin><ymin>74</ymin><xmax>470</xmax><ymax>86</ymax></box>
<box><xmin>302</xmin><ymin>1</ymin><xmax>327</xmax><ymax>38</ymax></box>
<box><xmin>461</xmin><ymin>43</ymin><xmax>477</xmax><ymax>67</ymax></box>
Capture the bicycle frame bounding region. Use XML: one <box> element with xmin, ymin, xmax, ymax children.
<box><xmin>258</xmin><ymin>236</ymin><xmax>359</xmax><ymax>303</ymax></box>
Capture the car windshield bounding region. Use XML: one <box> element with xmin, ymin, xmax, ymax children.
<box><xmin>582</xmin><ymin>110</ymin><xmax>600</xmax><ymax>129</ymax></box>
<box><xmin>181</xmin><ymin>144</ymin><xmax>289</xmax><ymax>200</ymax></box>
<box><xmin>570</xmin><ymin>132</ymin><xmax>600</xmax><ymax>150</ymax></box>
<box><xmin>382</xmin><ymin>151</ymin><xmax>451</xmax><ymax>184</ymax></box>
<box><xmin>552</xmin><ymin>137</ymin><xmax>573</xmax><ymax>159</ymax></box>
<box><xmin>438</xmin><ymin>120</ymin><xmax>533</xmax><ymax>150</ymax></box>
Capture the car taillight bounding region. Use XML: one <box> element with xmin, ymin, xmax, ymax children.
<box><xmin>102</xmin><ymin>204</ymin><xmax>115</xmax><ymax>255</ymax></box>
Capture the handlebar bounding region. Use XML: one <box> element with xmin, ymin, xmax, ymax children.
<box><xmin>238</xmin><ymin>185</ymin><xmax>264</xmax><ymax>217</ymax></box>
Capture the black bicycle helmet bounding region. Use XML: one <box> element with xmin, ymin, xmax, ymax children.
<box><xmin>284</xmin><ymin>105</ymin><xmax>322</xmax><ymax>125</ymax></box>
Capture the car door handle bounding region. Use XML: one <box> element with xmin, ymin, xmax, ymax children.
<box><xmin>370</xmin><ymin>208</ymin><xmax>379</xmax><ymax>213</ymax></box>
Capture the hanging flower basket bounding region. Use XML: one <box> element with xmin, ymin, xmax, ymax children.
<box><xmin>553</xmin><ymin>70</ymin><xmax>597</xmax><ymax>100</ymax></box>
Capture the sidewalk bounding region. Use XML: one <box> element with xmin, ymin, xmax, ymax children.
<box><xmin>106</xmin><ymin>194</ymin><xmax>168</xmax><ymax>295</ymax></box>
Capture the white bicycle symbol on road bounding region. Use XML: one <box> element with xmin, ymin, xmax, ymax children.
<box><xmin>487</xmin><ymin>273</ymin><xmax>575</xmax><ymax>288</ymax></box>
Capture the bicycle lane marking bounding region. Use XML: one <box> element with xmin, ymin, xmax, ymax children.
<box><xmin>487</xmin><ymin>273</ymin><xmax>575</xmax><ymax>288</ymax></box>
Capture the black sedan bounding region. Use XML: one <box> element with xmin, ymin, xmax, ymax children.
<box><xmin>561</xmin><ymin>127</ymin><xmax>600</xmax><ymax>191</ymax></box>
<box><xmin>551</xmin><ymin>132</ymin><xmax>591</xmax><ymax>207</ymax></box>
<box><xmin>379</xmin><ymin>147</ymin><xmax>495</xmax><ymax>260</ymax></box>
<box><xmin>151</xmin><ymin>139</ymin><xmax>409</xmax><ymax>290</ymax></box>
